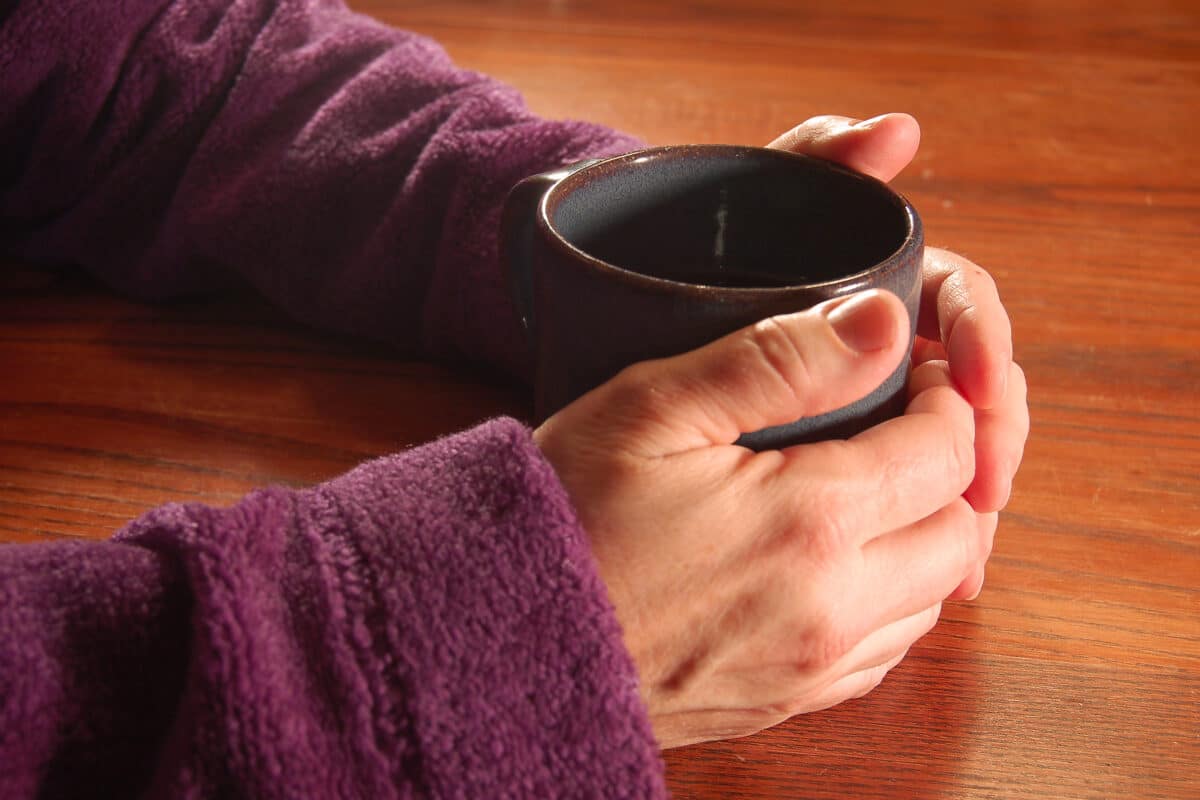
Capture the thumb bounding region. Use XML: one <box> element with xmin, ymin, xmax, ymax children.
<box><xmin>594</xmin><ymin>289</ymin><xmax>910</xmax><ymax>454</ymax></box>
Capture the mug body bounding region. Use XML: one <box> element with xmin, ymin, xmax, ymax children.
<box><xmin>506</xmin><ymin>145</ymin><xmax>923</xmax><ymax>449</ymax></box>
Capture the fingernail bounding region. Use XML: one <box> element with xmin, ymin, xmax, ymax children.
<box><xmin>996</xmin><ymin>476</ymin><xmax>1014</xmax><ymax>511</ymax></box>
<box><xmin>825</xmin><ymin>291</ymin><xmax>897</xmax><ymax>353</ymax></box>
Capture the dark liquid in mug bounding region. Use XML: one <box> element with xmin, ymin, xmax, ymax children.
<box><xmin>553</xmin><ymin>154</ymin><xmax>909</xmax><ymax>291</ymax></box>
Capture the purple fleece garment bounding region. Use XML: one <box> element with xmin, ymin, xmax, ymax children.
<box><xmin>0</xmin><ymin>0</ymin><xmax>641</xmax><ymax>378</ymax></box>
<box><xmin>1</xmin><ymin>423</ymin><xmax>664</xmax><ymax>797</ymax></box>
<box><xmin>0</xmin><ymin>0</ymin><xmax>666</xmax><ymax>796</ymax></box>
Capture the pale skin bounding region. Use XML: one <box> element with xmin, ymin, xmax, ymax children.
<box><xmin>534</xmin><ymin>113</ymin><xmax>1030</xmax><ymax>749</ymax></box>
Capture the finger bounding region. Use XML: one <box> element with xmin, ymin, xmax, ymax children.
<box><xmin>784</xmin><ymin>359</ymin><xmax>975</xmax><ymax>541</ymax></box>
<box><xmin>910</xmin><ymin>336</ymin><xmax>948</xmax><ymax>371</ymax></box>
<box><xmin>912</xmin><ymin>360</ymin><xmax>1029</xmax><ymax>513</ymax></box>
<box><xmin>858</xmin><ymin>497</ymin><xmax>984</xmax><ymax>628</ymax></box>
<box><xmin>804</xmin><ymin>651</ymin><xmax>908</xmax><ymax>712</ymax></box>
<box><xmin>950</xmin><ymin>512</ymin><xmax>998</xmax><ymax>600</ymax></box>
<box><xmin>766</xmin><ymin>113</ymin><xmax>921</xmax><ymax>182</ymax></box>
<box><xmin>907</xmin><ymin>357</ymin><xmax>954</xmax><ymax>398</ymax></box>
<box><xmin>964</xmin><ymin>362</ymin><xmax>1030</xmax><ymax>511</ymax></box>
<box><xmin>918</xmin><ymin>248</ymin><xmax>1013</xmax><ymax>409</ymax></box>
<box><xmin>649</xmin><ymin>706</ymin><xmax>783</xmax><ymax>749</ymax></box>
<box><xmin>954</xmin><ymin>565</ymin><xmax>986</xmax><ymax>602</ymax></box>
<box><xmin>839</xmin><ymin>603</ymin><xmax>941</xmax><ymax>674</ymax></box>
<box><xmin>595</xmin><ymin>289</ymin><xmax>910</xmax><ymax>453</ymax></box>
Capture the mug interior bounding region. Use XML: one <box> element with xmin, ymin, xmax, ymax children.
<box><xmin>548</xmin><ymin>147</ymin><xmax>913</xmax><ymax>288</ymax></box>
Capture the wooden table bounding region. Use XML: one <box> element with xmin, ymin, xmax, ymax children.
<box><xmin>2</xmin><ymin>1</ymin><xmax>1196</xmax><ymax>797</ymax></box>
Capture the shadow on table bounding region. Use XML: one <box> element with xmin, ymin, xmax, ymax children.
<box><xmin>76</xmin><ymin>280</ymin><xmax>532</xmax><ymax>478</ymax></box>
<box><xmin>3</xmin><ymin>265</ymin><xmax>530</xmax><ymax>515</ymax></box>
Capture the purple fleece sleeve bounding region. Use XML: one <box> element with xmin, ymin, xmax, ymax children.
<box><xmin>0</xmin><ymin>419</ymin><xmax>666</xmax><ymax>797</ymax></box>
<box><xmin>0</xmin><ymin>0</ymin><xmax>642</xmax><ymax>377</ymax></box>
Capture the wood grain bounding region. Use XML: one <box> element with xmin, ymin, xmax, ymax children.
<box><xmin>3</xmin><ymin>1</ymin><xmax>1198</xmax><ymax>797</ymax></box>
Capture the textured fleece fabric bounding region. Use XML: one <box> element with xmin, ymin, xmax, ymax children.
<box><xmin>0</xmin><ymin>0</ymin><xmax>666</xmax><ymax>797</ymax></box>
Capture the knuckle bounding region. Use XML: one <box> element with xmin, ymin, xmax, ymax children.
<box><xmin>943</xmin><ymin>408</ymin><xmax>977</xmax><ymax>486</ymax></box>
<box><xmin>790</xmin><ymin>115</ymin><xmax>846</xmax><ymax>147</ymax></box>
<box><xmin>786</xmin><ymin>525</ymin><xmax>852</xmax><ymax>590</ymax></box>
<box><xmin>597</xmin><ymin>361</ymin><xmax>691</xmax><ymax>447</ymax></box>
<box><xmin>938</xmin><ymin>249</ymin><xmax>992</xmax><ymax>292</ymax></box>
<box><xmin>610</xmin><ymin>359</ymin><xmax>658</xmax><ymax>397</ymax></box>
<box><xmin>604</xmin><ymin>360</ymin><xmax>667</xmax><ymax>416</ymax></box>
<box><xmin>945</xmin><ymin>497</ymin><xmax>984</xmax><ymax>564</ymax></box>
<box><xmin>910</xmin><ymin>358</ymin><xmax>953</xmax><ymax>390</ymax></box>
<box><xmin>787</xmin><ymin>443</ymin><xmax>861</xmax><ymax>546</ymax></box>
<box><xmin>791</xmin><ymin>600</ymin><xmax>853</xmax><ymax>675</ymax></box>
<box><xmin>788</xmin><ymin>489</ymin><xmax>847</xmax><ymax>550</ymax></box>
<box><xmin>807</xmin><ymin>113</ymin><xmax>843</xmax><ymax>128</ymax></box>
<box><xmin>966</xmin><ymin>261</ymin><xmax>997</xmax><ymax>292</ymax></box>
<box><xmin>774</xmin><ymin>561</ymin><xmax>854</xmax><ymax>678</ymax></box>
<box><xmin>745</xmin><ymin>317</ymin><xmax>810</xmax><ymax>406</ymax></box>
<box><xmin>804</xmin><ymin>635</ymin><xmax>849</xmax><ymax>676</ymax></box>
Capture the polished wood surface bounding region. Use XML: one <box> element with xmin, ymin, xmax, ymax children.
<box><xmin>3</xmin><ymin>1</ymin><xmax>1197</xmax><ymax>797</ymax></box>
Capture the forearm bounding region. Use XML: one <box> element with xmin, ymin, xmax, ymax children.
<box><xmin>0</xmin><ymin>0</ymin><xmax>642</xmax><ymax>376</ymax></box>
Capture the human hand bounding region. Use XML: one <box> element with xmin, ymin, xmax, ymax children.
<box><xmin>535</xmin><ymin>290</ymin><xmax>988</xmax><ymax>748</ymax></box>
<box><xmin>770</xmin><ymin>113</ymin><xmax>1030</xmax><ymax>597</ymax></box>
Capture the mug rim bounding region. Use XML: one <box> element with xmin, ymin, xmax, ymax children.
<box><xmin>536</xmin><ymin>144</ymin><xmax>923</xmax><ymax>297</ymax></box>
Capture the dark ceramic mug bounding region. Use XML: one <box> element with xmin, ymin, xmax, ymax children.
<box><xmin>502</xmin><ymin>145</ymin><xmax>923</xmax><ymax>449</ymax></box>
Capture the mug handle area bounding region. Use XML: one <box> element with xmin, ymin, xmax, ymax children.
<box><xmin>500</xmin><ymin>159</ymin><xmax>600</xmax><ymax>352</ymax></box>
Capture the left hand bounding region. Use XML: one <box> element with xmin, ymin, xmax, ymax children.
<box><xmin>769</xmin><ymin>113</ymin><xmax>1030</xmax><ymax>598</ymax></box>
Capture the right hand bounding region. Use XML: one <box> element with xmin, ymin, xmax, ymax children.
<box><xmin>535</xmin><ymin>289</ymin><xmax>990</xmax><ymax>748</ymax></box>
